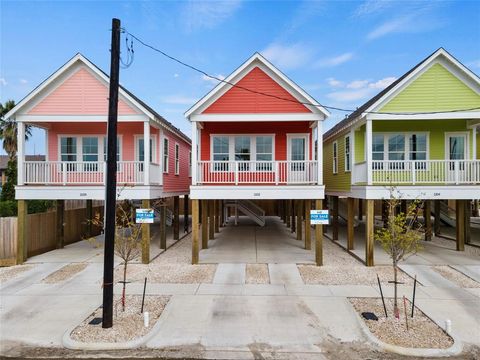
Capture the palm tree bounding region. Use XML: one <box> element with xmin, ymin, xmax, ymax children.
<box><xmin>0</xmin><ymin>100</ymin><xmax>32</xmax><ymax>158</ymax></box>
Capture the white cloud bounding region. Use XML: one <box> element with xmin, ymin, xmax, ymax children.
<box><xmin>315</xmin><ymin>52</ymin><xmax>354</xmax><ymax>68</ymax></box>
<box><xmin>353</xmin><ymin>0</ymin><xmax>393</xmax><ymax>17</ymax></box>
<box><xmin>367</xmin><ymin>16</ymin><xmax>413</xmax><ymax>40</ymax></box>
<box><xmin>0</xmin><ymin>78</ymin><xmax>7</xmax><ymax>86</ymax></box>
<box><xmin>160</xmin><ymin>95</ymin><xmax>198</xmax><ymax>105</ymax></box>
<box><xmin>182</xmin><ymin>0</ymin><xmax>242</xmax><ymax>31</ymax></box>
<box><xmin>19</xmin><ymin>78</ymin><xmax>28</xmax><ymax>84</ymax></box>
<box><xmin>262</xmin><ymin>43</ymin><xmax>312</xmax><ymax>70</ymax></box>
<box><xmin>201</xmin><ymin>73</ymin><xmax>225</xmax><ymax>85</ymax></box>
<box><xmin>173</xmin><ymin>73</ymin><xmax>179</xmax><ymax>78</ymax></box>
<box><xmin>326</xmin><ymin>77</ymin><xmax>343</xmax><ymax>88</ymax></box>
<box><xmin>326</xmin><ymin>76</ymin><xmax>397</xmax><ymax>103</ymax></box>
<box><xmin>467</xmin><ymin>60</ymin><xmax>480</xmax><ymax>69</ymax></box>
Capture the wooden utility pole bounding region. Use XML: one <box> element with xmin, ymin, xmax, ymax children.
<box><xmin>102</xmin><ymin>18</ymin><xmax>121</xmax><ymax>329</ymax></box>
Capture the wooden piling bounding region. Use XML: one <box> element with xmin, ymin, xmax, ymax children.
<box><xmin>201</xmin><ymin>200</ymin><xmax>208</xmax><ymax>249</ymax></box>
<box><xmin>347</xmin><ymin>197</ymin><xmax>355</xmax><ymax>250</ymax></box>
<box><xmin>315</xmin><ymin>199</ymin><xmax>323</xmax><ymax>266</ymax></box>
<box><xmin>305</xmin><ymin>199</ymin><xmax>311</xmax><ymax>250</ymax></box>
<box><xmin>192</xmin><ymin>199</ymin><xmax>199</xmax><ymax>264</ymax></box>
<box><xmin>365</xmin><ymin>199</ymin><xmax>374</xmax><ymax>267</ymax></box>
<box><xmin>141</xmin><ymin>199</ymin><xmax>150</xmax><ymax>264</ymax></box>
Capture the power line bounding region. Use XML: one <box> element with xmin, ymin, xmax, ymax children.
<box><xmin>125</xmin><ymin>30</ymin><xmax>480</xmax><ymax>116</ymax></box>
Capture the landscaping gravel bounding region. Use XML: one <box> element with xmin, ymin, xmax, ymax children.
<box><xmin>298</xmin><ymin>240</ymin><xmax>413</xmax><ymax>285</ymax></box>
<box><xmin>433</xmin><ymin>265</ymin><xmax>480</xmax><ymax>288</ymax></box>
<box><xmin>42</xmin><ymin>263</ymin><xmax>88</xmax><ymax>284</ymax></box>
<box><xmin>350</xmin><ymin>297</ymin><xmax>454</xmax><ymax>349</ymax></box>
<box><xmin>0</xmin><ymin>264</ymin><xmax>34</xmax><ymax>283</ymax></box>
<box><xmin>70</xmin><ymin>295</ymin><xmax>169</xmax><ymax>343</ymax></box>
<box><xmin>115</xmin><ymin>234</ymin><xmax>217</xmax><ymax>284</ymax></box>
<box><xmin>245</xmin><ymin>264</ymin><xmax>270</xmax><ymax>284</ymax></box>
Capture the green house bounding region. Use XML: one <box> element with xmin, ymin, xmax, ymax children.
<box><xmin>322</xmin><ymin>48</ymin><xmax>479</xmax><ymax>265</ymax></box>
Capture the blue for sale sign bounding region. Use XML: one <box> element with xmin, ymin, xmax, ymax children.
<box><xmin>310</xmin><ymin>210</ymin><xmax>329</xmax><ymax>225</ymax></box>
<box><xmin>136</xmin><ymin>209</ymin><xmax>154</xmax><ymax>224</ymax></box>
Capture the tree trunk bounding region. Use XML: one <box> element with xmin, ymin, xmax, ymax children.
<box><xmin>122</xmin><ymin>262</ymin><xmax>127</xmax><ymax>312</ymax></box>
<box><xmin>394</xmin><ymin>264</ymin><xmax>399</xmax><ymax>319</ymax></box>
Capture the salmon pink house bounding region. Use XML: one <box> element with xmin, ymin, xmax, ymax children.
<box><xmin>185</xmin><ymin>53</ymin><xmax>329</xmax><ymax>264</ymax></box>
<box><xmin>6</xmin><ymin>53</ymin><xmax>191</xmax><ymax>263</ymax></box>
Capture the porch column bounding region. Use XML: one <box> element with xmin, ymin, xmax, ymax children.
<box><xmin>56</xmin><ymin>200</ymin><xmax>65</xmax><ymax>249</ymax></box>
<box><xmin>296</xmin><ymin>200</ymin><xmax>302</xmax><ymax>241</ymax></box>
<box><xmin>365</xmin><ymin>199</ymin><xmax>374</xmax><ymax>266</ymax></box>
<box><xmin>184</xmin><ymin>195</ymin><xmax>189</xmax><ymax>233</ymax></box>
<box><xmin>316</xmin><ymin>121</ymin><xmax>323</xmax><ymax>185</ymax></box>
<box><xmin>305</xmin><ymin>199</ymin><xmax>311</xmax><ymax>250</ymax></box>
<box><xmin>214</xmin><ymin>200</ymin><xmax>220</xmax><ymax>233</ymax></box>
<box><xmin>17</xmin><ymin>199</ymin><xmax>27</xmax><ymax>264</ymax></box>
<box><xmin>366</xmin><ymin>119</ymin><xmax>372</xmax><ymax>185</ymax></box>
<box><xmin>291</xmin><ymin>200</ymin><xmax>296</xmax><ymax>233</ymax></box>
<box><xmin>173</xmin><ymin>196</ymin><xmax>180</xmax><ymax>240</ymax></box>
<box><xmin>201</xmin><ymin>200</ymin><xmax>208</xmax><ymax>248</ymax></box>
<box><xmin>85</xmin><ymin>199</ymin><xmax>93</xmax><ymax>238</ymax></box>
<box><xmin>347</xmin><ymin>197</ymin><xmax>355</xmax><ymax>250</ymax></box>
<box><xmin>141</xmin><ymin>199</ymin><xmax>150</xmax><ymax>264</ymax></box>
<box><xmin>209</xmin><ymin>200</ymin><xmax>215</xmax><ymax>239</ymax></box>
<box><xmin>434</xmin><ymin>200</ymin><xmax>441</xmax><ymax>236</ymax></box>
<box><xmin>465</xmin><ymin>200</ymin><xmax>471</xmax><ymax>245</ymax></box>
<box><xmin>17</xmin><ymin>121</ymin><xmax>25</xmax><ymax>185</ymax></box>
<box><xmin>143</xmin><ymin>121</ymin><xmax>150</xmax><ymax>185</ymax></box>
<box><xmin>192</xmin><ymin>199</ymin><xmax>199</xmax><ymax>264</ymax></box>
<box><xmin>286</xmin><ymin>200</ymin><xmax>291</xmax><ymax>227</ymax></box>
<box><xmin>220</xmin><ymin>200</ymin><xmax>224</xmax><ymax>227</ymax></box>
<box><xmin>424</xmin><ymin>200</ymin><xmax>432</xmax><ymax>241</ymax></box>
<box><xmin>358</xmin><ymin>198</ymin><xmax>363</xmax><ymax>221</ymax></box>
<box><xmin>456</xmin><ymin>200</ymin><xmax>465</xmax><ymax>251</ymax></box>
<box><xmin>315</xmin><ymin>199</ymin><xmax>323</xmax><ymax>266</ymax></box>
<box><xmin>191</xmin><ymin>122</ymin><xmax>198</xmax><ymax>185</ymax></box>
<box><xmin>332</xmin><ymin>196</ymin><xmax>339</xmax><ymax>240</ymax></box>
<box><xmin>159</xmin><ymin>204</ymin><xmax>167</xmax><ymax>249</ymax></box>
<box><xmin>473</xmin><ymin>127</ymin><xmax>477</xmax><ymax>160</ymax></box>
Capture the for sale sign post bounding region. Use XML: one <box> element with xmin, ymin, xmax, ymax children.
<box><xmin>310</xmin><ymin>210</ymin><xmax>329</xmax><ymax>225</ymax></box>
<box><xmin>135</xmin><ymin>209</ymin><xmax>154</xmax><ymax>224</ymax></box>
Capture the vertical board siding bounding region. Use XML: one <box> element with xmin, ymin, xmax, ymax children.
<box><xmin>380</xmin><ymin>63</ymin><xmax>480</xmax><ymax>112</ymax></box>
<box><xmin>200</xmin><ymin>121</ymin><xmax>312</xmax><ymax>161</ymax></box>
<box><xmin>26</xmin><ymin>211</ymin><xmax>57</xmax><ymax>256</ymax></box>
<box><xmin>162</xmin><ymin>129</ymin><xmax>191</xmax><ymax>193</ymax></box>
<box><xmin>203</xmin><ymin>67</ymin><xmax>311</xmax><ymax>114</ymax></box>
<box><xmin>0</xmin><ymin>217</ymin><xmax>17</xmax><ymax>265</ymax></box>
<box><xmin>29</xmin><ymin>66</ymin><xmax>138</xmax><ymax>115</ymax></box>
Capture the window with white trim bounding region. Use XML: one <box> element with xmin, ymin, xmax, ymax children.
<box><xmin>345</xmin><ymin>135</ymin><xmax>351</xmax><ymax>172</ymax></box>
<box><xmin>256</xmin><ymin>136</ymin><xmax>273</xmax><ymax>171</ymax></box>
<box><xmin>212</xmin><ymin>136</ymin><xmax>229</xmax><ymax>171</ymax></box>
<box><xmin>388</xmin><ymin>134</ymin><xmax>405</xmax><ymax>161</ymax></box>
<box><xmin>175</xmin><ymin>143</ymin><xmax>180</xmax><ymax>175</ymax></box>
<box><xmin>372</xmin><ymin>135</ymin><xmax>385</xmax><ymax>170</ymax></box>
<box><xmin>60</xmin><ymin>137</ymin><xmax>77</xmax><ymax>162</ymax></box>
<box><xmin>163</xmin><ymin>138</ymin><xmax>169</xmax><ymax>173</ymax></box>
<box><xmin>189</xmin><ymin>151</ymin><xmax>192</xmax><ymax>177</ymax></box>
<box><xmin>332</xmin><ymin>141</ymin><xmax>338</xmax><ymax>174</ymax></box>
<box><xmin>372</xmin><ymin>133</ymin><xmax>428</xmax><ymax>170</ymax></box>
<box><xmin>82</xmin><ymin>137</ymin><xmax>98</xmax><ymax>171</ymax></box>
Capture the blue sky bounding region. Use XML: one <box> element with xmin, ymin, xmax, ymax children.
<box><xmin>1</xmin><ymin>0</ymin><xmax>479</xmax><ymax>155</ymax></box>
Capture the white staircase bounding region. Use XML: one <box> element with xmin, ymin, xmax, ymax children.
<box><xmin>224</xmin><ymin>200</ymin><xmax>266</xmax><ymax>227</ymax></box>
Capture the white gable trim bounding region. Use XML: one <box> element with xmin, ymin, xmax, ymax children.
<box><xmin>184</xmin><ymin>53</ymin><xmax>329</xmax><ymax>119</ymax></box>
<box><xmin>363</xmin><ymin>48</ymin><xmax>480</xmax><ymax>116</ymax></box>
<box><xmin>4</xmin><ymin>53</ymin><xmax>156</xmax><ymax>121</ymax></box>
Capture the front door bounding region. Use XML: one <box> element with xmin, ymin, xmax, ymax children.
<box><xmin>287</xmin><ymin>135</ymin><xmax>308</xmax><ymax>183</ymax></box>
<box><xmin>446</xmin><ymin>133</ymin><xmax>467</xmax><ymax>182</ymax></box>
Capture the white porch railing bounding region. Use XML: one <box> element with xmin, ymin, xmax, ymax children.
<box><xmin>356</xmin><ymin>160</ymin><xmax>480</xmax><ymax>185</ymax></box>
<box><xmin>196</xmin><ymin>160</ymin><xmax>318</xmax><ymax>185</ymax></box>
<box><xmin>23</xmin><ymin>161</ymin><xmax>162</xmax><ymax>185</ymax></box>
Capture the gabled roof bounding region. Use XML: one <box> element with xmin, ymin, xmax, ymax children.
<box><xmin>5</xmin><ymin>53</ymin><xmax>191</xmax><ymax>144</ymax></box>
<box><xmin>324</xmin><ymin>48</ymin><xmax>480</xmax><ymax>141</ymax></box>
<box><xmin>185</xmin><ymin>52</ymin><xmax>330</xmax><ymax>119</ymax></box>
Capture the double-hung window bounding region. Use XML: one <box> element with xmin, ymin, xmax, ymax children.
<box><xmin>163</xmin><ymin>138</ymin><xmax>169</xmax><ymax>173</ymax></box>
<box><xmin>409</xmin><ymin>134</ymin><xmax>427</xmax><ymax>169</ymax></box>
<box><xmin>235</xmin><ymin>136</ymin><xmax>251</xmax><ymax>171</ymax></box>
<box><xmin>255</xmin><ymin>136</ymin><xmax>273</xmax><ymax>171</ymax></box>
<box><xmin>372</xmin><ymin>135</ymin><xmax>385</xmax><ymax>170</ymax></box>
<box><xmin>60</xmin><ymin>137</ymin><xmax>77</xmax><ymax>171</ymax></box>
<box><xmin>212</xmin><ymin>136</ymin><xmax>229</xmax><ymax>171</ymax></box>
<box><xmin>345</xmin><ymin>135</ymin><xmax>351</xmax><ymax>172</ymax></box>
<box><xmin>332</xmin><ymin>141</ymin><xmax>338</xmax><ymax>174</ymax></box>
<box><xmin>175</xmin><ymin>144</ymin><xmax>180</xmax><ymax>175</ymax></box>
<box><xmin>82</xmin><ymin>137</ymin><xmax>98</xmax><ymax>171</ymax></box>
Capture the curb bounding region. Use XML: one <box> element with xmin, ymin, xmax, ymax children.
<box><xmin>62</xmin><ymin>305</ymin><xmax>165</xmax><ymax>350</ymax></box>
<box><xmin>351</xmin><ymin>303</ymin><xmax>463</xmax><ymax>357</ymax></box>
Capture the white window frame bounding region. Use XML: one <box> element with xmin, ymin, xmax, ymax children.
<box><xmin>58</xmin><ymin>134</ymin><xmax>123</xmax><ymax>165</ymax></box>
<box><xmin>175</xmin><ymin>143</ymin><xmax>180</xmax><ymax>175</ymax></box>
<box><xmin>134</xmin><ymin>135</ymin><xmax>156</xmax><ymax>163</ymax></box>
<box><xmin>189</xmin><ymin>151</ymin><xmax>192</xmax><ymax>177</ymax></box>
<box><xmin>332</xmin><ymin>140</ymin><xmax>338</xmax><ymax>174</ymax></box>
<box><xmin>344</xmin><ymin>135</ymin><xmax>351</xmax><ymax>172</ymax></box>
<box><xmin>163</xmin><ymin>137</ymin><xmax>169</xmax><ymax>174</ymax></box>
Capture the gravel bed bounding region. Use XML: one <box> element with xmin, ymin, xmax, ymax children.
<box><xmin>245</xmin><ymin>264</ymin><xmax>270</xmax><ymax>284</ymax></box>
<box><xmin>42</xmin><ymin>263</ymin><xmax>88</xmax><ymax>284</ymax></box>
<box><xmin>115</xmin><ymin>234</ymin><xmax>217</xmax><ymax>284</ymax></box>
<box><xmin>430</xmin><ymin>237</ymin><xmax>480</xmax><ymax>257</ymax></box>
<box><xmin>350</xmin><ymin>297</ymin><xmax>454</xmax><ymax>349</ymax></box>
<box><xmin>432</xmin><ymin>266</ymin><xmax>480</xmax><ymax>288</ymax></box>
<box><xmin>70</xmin><ymin>295</ymin><xmax>169</xmax><ymax>343</ymax></box>
<box><xmin>0</xmin><ymin>264</ymin><xmax>34</xmax><ymax>283</ymax></box>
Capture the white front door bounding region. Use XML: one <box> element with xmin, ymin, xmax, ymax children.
<box><xmin>446</xmin><ymin>133</ymin><xmax>467</xmax><ymax>182</ymax></box>
<box><xmin>287</xmin><ymin>135</ymin><xmax>308</xmax><ymax>183</ymax></box>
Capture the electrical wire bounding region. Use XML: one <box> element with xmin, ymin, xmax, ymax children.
<box><xmin>125</xmin><ymin>30</ymin><xmax>480</xmax><ymax>116</ymax></box>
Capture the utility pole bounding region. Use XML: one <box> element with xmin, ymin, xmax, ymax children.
<box><xmin>102</xmin><ymin>18</ymin><xmax>121</xmax><ymax>328</ymax></box>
